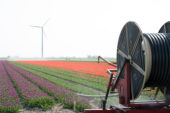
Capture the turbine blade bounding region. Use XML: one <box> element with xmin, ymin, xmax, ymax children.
<box><xmin>30</xmin><ymin>25</ymin><xmax>42</xmax><ymax>28</ymax></box>
<box><xmin>43</xmin><ymin>18</ymin><xmax>50</xmax><ymax>27</ymax></box>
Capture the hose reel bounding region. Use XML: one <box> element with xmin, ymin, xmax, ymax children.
<box><xmin>117</xmin><ymin>21</ymin><xmax>170</xmax><ymax>100</ymax></box>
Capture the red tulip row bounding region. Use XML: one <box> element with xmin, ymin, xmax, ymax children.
<box><xmin>16</xmin><ymin>60</ymin><xmax>117</xmax><ymax>77</ymax></box>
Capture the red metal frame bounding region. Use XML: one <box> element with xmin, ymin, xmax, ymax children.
<box><xmin>116</xmin><ymin>62</ymin><xmax>130</xmax><ymax>106</ymax></box>
<box><xmin>84</xmin><ymin>109</ymin><xmax>170</xmax><ymax>113</ymax></box>
<box><xmin>84</xmin><ymin>62</ymin><xmax>170</xmax><ymax>113</ymax></box>
<box><xmin>98</xmin><ymin>56</ymin><xmax>117</xmax><ymax>67</ymax></box>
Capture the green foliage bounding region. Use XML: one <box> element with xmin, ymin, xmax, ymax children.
<box><xmin>26</xmin><ymin>97</ymin><xmax>55</xmax><ymax>111</ymax></box>
<box><xmin>4</xmin><ymin>65</ymin><xmax>25</xmax><ymax>102</ymax></box>
<box><xmin>63</xmin><ymin>101</ymin><xmax>91</xmax><ymax>112</ymax></box>
<box><xmin>75</xmin><ymin>102</ymin><xmax>91</xmax><ymax>112</ymax></box>
<box><xmin>18</xmin><ymin>62</ymin><xmax>107</xmax><ymax>86</ymax></box>
<box><xmin>13</xmin><ymin>63</ymin><xmax>106</xmax><ymax>95</ymax></box>
<box><xmin>139</xmin><ymin>88</ymin><xmax>165</xmax><ymax>100</ymax></box>
<box><xmin>0</xmin><ymin>106</ymin><xmax>20</xmax><ymax>113</ymax></box>
<box><xmin>16</xmin><ymin>70</ymin><xmax>58</xmax><ymax>99</ymax></box>
<box><xmin>4</xmin><ymin>65</ymin><xmax>55</xmax><ymax>111</ymax></box>
<box><xmin>63</xmin><ymin>101</ymin><xmax>74</xmax><ymax>109</ymax></box>
<box><xmin>9</xmin><ymin>62</ymin><xmax>91</xmax><ymax>112</ymax></box>
<box><xmin>13</xmin><ymin>65</ymin><xmax>99</xmax><ymax>95</ymax></box>
<box><xmin>26</xmin><ymin>65</ymin><xmax>106</xmax><ymax>91</ymax></box>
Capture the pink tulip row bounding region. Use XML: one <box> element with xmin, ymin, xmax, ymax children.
<box><xmin>0</xmin><ymin>61</ymin><xmax>20</xmax><ymax>107</ymax></box>
<box><xmin>3</xmin><ymin>62</ymin><xmax>51</xmax><ymax>100</ymax></box>
<box><xmin>6</xmin><ymin>61</ymin><xmax>89</xmax><ymax>106</ymax></box>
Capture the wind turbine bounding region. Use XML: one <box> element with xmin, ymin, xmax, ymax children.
<box><xmin>31</xmin><ymin>19</ymin><xmax>49</xmax><ymax>58</ymax></box>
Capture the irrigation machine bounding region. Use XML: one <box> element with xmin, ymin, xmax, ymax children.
<box><xmin>84</xmin><ymin>21</ymin><xmax>170</xmax><ymax>113</ymax></box>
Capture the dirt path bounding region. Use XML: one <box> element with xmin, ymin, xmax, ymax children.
<box><xmin>21</xmin><ymin>104</ymin><xmax>79</xmax><ymax>113</ymax></box>
<box><xmin>21</xmin><ymin>101</ymin><xmax>100</xmax><ymax>113</ymax></box>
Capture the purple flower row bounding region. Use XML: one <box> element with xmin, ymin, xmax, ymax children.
<box><xmin>3</xmin><ymin>62</ymin><xmax>51</xmax><ymax>100</ymax></box>
<box><xmin>0</xmin><ymin>61</ymin><xmax>20</xmax><ymax>107</ymax></box>
<box><xmin>7</xmin><ymin>62</ymin><xmax>89</xmax><ymax>105</ymax></box>
<box><xmin>8</xmin><ymin>62</ymin><xmax>75</xmax><ymax>98</ymax></box>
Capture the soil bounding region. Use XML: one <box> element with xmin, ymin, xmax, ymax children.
<box><xmin>20</xmin><ymin>99</ymin><xmax>100</xmax><ymax>113</ymax></box>
<box><xmin>21</xmin><ymin>104</ymin><xmax>79</xmax><ymax>113</ymax></box>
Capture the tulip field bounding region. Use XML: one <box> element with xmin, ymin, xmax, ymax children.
<box><xmin>0</xmin><ymin>60</ymin><xmax>165</xmax><ymax>113</ymax></box>
<box><xmin>0</xmin><ymin>60</ymin><xmax>116</xmax><ymax>113</ymax></box>
<box><xmin>1</xmin><ymin>60</ymin><xmax>105</xmax><ymax>113</ymax></box>
<box><xmin>0</xmin><ymin>62</ymin><xmax>21</xmax><ymax>112</ymax></box>
<box><xmin>16</xmin><ymin>61</ymin><xmax>116</xmax><ymax>77</ymax></box>
<box><xmin>13</xmin><ymin>61</ymin><xmax>116</xmax><ymax>93</ymax></box>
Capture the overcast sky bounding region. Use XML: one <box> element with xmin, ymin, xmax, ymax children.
<box><xmin>0</xmin><ymin>0</ymin><xmax>169</xmax><ymax>58</ymax></box>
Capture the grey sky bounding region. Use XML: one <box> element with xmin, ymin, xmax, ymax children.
<box><xmin>0</xmin><ymin>0</ymin><xmax>169</xmax><ymax>58</ymax></box>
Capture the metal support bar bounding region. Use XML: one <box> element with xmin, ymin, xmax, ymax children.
<box><xmin>76</xmin><ymin>93</ymin><xmax>118</xmax><ymax>98</ymax></box>
<box><xmin>112</xmin><ymin>59</ymin><xmax>127</xmax><ymax>90</ymax></box>
<box><xmin>102</xmin><ymin>59</ymin><xmax>127</xmax><ymax>110</ymax></box>
<box><xmin>102</xmin><ymin>72</ymin><xmax>114</xmax><ymax>110</ymax></box>
<box><xmin>153</xmin><ymin>87</ymin><xmax>159</xmax><ymax>100</ymax></box>
<box><xmin>98</xmin><ymin>56</ymin><xmax>117</xmax><ymax>67</ymax></box>
<box><xmin>107</xmin><ymin>69</ymin><xmax>117</xmax><ymax>76</ymax></box>
<box><xmin>110</xmin><ymin>106</ymin><xmax>128</xmax><ymax>113</ymax></box>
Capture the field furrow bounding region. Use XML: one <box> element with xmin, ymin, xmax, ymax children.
<box><xmin>5</xmin><ymin>61</ymin><xmax>91</xmax><ymax>111</ymax></box>
<box><xmin>12</xmin><ymin>62</ymin><xmax>107</xmax><ymax>92</ymax></box>
<box><xmin>0</xmin><ymin>61</ymin><xmax>21</xmax><ymax>112</ymax></box>
<box><xmin>15</xmin><ymin>62</ymin><xmax>108</xmax><ymax>84</ymax></box>
<box><xmin>10</xmin><ymin>62</ymin><xmax>101</xmax><ymax>95</ymax></box>
<box><xmin>3</xmin><ymin>61</ymin><xmax>55</xmax><ymax>110</ymax></box>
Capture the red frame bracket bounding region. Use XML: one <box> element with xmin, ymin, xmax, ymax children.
<box><xmin>84</xmin><ymin>62</ymin><xmax>170</xmax><ymax>113</ymax></box>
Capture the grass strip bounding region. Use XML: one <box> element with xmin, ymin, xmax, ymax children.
<box><xmin>7</xmin><ymin>62</ymin><xmax>91</xmax><ymax>112</ymax></box>
<box><xmin>13</xmin><ymin>62</ymin><xmax>107</xmax><ymax>91</ymax></box>
<box><xmin>0</xmin><ymin>106</ymin><xmax>20</xmax><ymax>113</ymax></box>
<box><xmin>13</xmin><ymin>61</ymin><xmax>108</xmax><ymax>84</ymax></box>
<box><xmin>3</xmin><ymin>64</ymin><xmax>55</xmax><ymax>111</ymax></box>
<box><xmin>12</xmin><ymin>62</ymin><xmax>101</xmax><ymax>95</ymax></box>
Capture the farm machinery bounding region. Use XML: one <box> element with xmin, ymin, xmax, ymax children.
<box><xmin>84</xmin><ymin>21</ymin><xmax>170</xmax><ymax>113</ymax></box>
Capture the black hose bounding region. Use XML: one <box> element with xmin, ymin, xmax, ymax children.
<box><xmin>144</xmin><ymin>33</ymin><xmax>170</xmax><ymax>87</ymax></box>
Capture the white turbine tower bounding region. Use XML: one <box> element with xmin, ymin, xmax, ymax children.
<box><xmin>31</xmin><ymin>19</ymin><xmax>49</xmax><ymax>58</ymax></box>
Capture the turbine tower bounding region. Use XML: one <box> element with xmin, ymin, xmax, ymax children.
<box><xmin>31</xmin><ymin>19</ymin><xmax>49</xmax><ymax>58</ymax></box>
